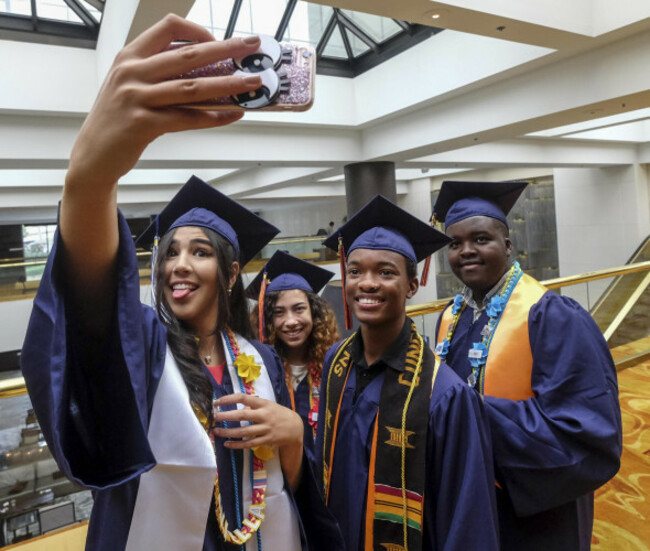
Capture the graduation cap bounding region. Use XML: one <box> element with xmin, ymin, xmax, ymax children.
<box><xmin>432</xmin><ymin>180</ymin><xmax>528</xmax><ymax>229</ymax></box>
<box><xmin>247</xmin><ymin>250</ymin><xmax>335</xmax><ymax>341</ymax></box>
<box><xmin>136</xmin><ymin>175</ymin><xmax>279</xmax><ymax>266</ymax></box>
<box><xmin>322</xmin><ymin>195</ymin><xmax>450</xmax><ymax>263</ymax></box>
<box><xmin>322</xmin><ymin>195</ymin><xmax>451</xmax><ymax>329</ymax></box>
<box><xmin>247</xmin><ymin>250</ymin><xmax>334</xmax><ymax>298</ymax></box>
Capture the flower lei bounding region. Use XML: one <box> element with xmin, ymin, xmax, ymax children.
<box><xmin>208</xmin><ymin>327</ymin><xmax>273</xmax><ymax>547</ymax></box>
<box><xmin>435</xmin><ymin>261</ymin><xmax>523</xmax><ymax>391</ymax></box>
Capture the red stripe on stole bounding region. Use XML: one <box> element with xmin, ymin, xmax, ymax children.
<box><xmin>374</xmin><ymin>484</ymin><xmax>423</xmax><ymax>503</ymax></box>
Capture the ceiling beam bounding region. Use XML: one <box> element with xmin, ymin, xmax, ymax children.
<box><xmin>126</xmin><ymin>0</ymin><xmax>194</xmax><ymax>44</ymax></box>
<box><xmin>307</xmin><ymin>0</ymin><xmax>591</xmax><ymax>49</ymax></box>
<box><xmin>361</xmin><ymin>29</ymin><xmax>650</xmax><ymax>162</ymax></box>
<box><xmin>213</xmin><ymin>167</ymin><xmax>337</xmax><ymax>198</ymax></box>
<box><xmin>405</xmin><ymin>138</ymin><xmax>640</xmax><ymax>168</ymax></box>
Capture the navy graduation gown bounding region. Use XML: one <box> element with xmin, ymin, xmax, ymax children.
<box><xmin>21</xmin><ymin>212</ymin><xmax>341</xmax><ymax>551</ymax></box>
<box><xmin>315</xmin><ymin>334</ymin><xmax>499</xmax><ymax>551</ymax></box>
<box><xmin>436</xmin><ymin>291</ymin><xmax>622</xmax><ymax>550</ymax></box>
<box><xmin>291</xmin><ymin>375</ymin><xmax>318</xmax><ymax>461</ymax></box>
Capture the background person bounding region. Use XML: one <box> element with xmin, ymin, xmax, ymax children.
<box><xmin>248</xmin><ymin>250</ymin><xmax>339</xmax><ymax>446</ymax></box>
<box><xmin>432</xmin><ymin>180</ymin><xmax>622</xmax><ymax>551</ymax></box>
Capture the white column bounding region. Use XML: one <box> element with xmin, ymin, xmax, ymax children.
<box><xmin>400</xmin><ymin>177</ymin><xmax>439</xmax><ymax>301</ymax></box>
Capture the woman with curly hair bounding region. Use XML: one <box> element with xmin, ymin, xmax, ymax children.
<box><xmin>250</xmin><ymin>251</ymin><xmax>339</xmax><ymax>442</ymax></box>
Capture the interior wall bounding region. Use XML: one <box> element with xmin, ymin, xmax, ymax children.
<box><xmin>554</xmin><ymin>165</ymin><xmax>644</xmax><ymax>308</ymax></box>
<box><xmin>0</xmin><ymin>40</ymin><xmax>96</xmax><ymax>114</ymax></box>
<box><xmin>0</xmin><ymin>299</ymin><xmax>33</xmax><ymax>354</ymax></box>
<box><xmin>252</xmin><ymin>197</ymin><xmax>347</xmax><ymax>238</ymax></box>
<box><xmin>555</xmin><ymin>166</ymin><xmax>642</xmax><ymax>275</ymax></box>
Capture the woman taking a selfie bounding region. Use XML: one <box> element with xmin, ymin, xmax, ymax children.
<box><xmin>249</xmin><ymin>251</ymin><xmax>339</xmax><ymax>443</ymax></box>
<box><xmin>20</xmin><ymin>15</ymin><xmax>340</xmax><ymax>551</ymax></box>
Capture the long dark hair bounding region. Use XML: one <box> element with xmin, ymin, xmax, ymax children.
<box><xmin>263</xmin><ymin>289</ymin><xmax>339</xmax><ymax>369</ymax></box>
<box><xmin>154</xmin><ymin>226</ymin><xmax>253</xmax><ymax>426</ymax></box>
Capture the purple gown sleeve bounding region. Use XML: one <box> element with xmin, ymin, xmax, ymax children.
<box><xmin>484</xmin><ymin>293</ymin><xmax>622</xmax><ymax>516</ymax></box>
<box><xmin>20</xmin><ymin>211</ymin><xmax>162</xmax><ymax>489</ymax></box>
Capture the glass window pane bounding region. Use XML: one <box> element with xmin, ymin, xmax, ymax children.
<box><xmin>0</xmin><ymin>0</ymin><xmax>101</xmax><ymax>22</ymax></box>
<box><xmin>23</xmin><ymin>224</ymin><xmax>56</xmax><ymax>281</ymax></box>
<box><xmin>235</xmin><ymin>0</ymin><xmax>287</xmax><ymax>37</ymax></box>
<box><xmin>322</xmin><ymin>25</ymin><xmax>348</xmax><ymax>60</ymax></box>
<box><xmin>340</xmin><ymin>9</ymin><xmax>401</xmax><ymax>43</ymax></box>
<box><xmin>346</xmin><ymin>30</ymin><xmax>371</xmax><ymax>56</ymax></box>
<box><xmin>78</xmin><ymin>0</ymin><xmax>101</xmax><ymax>21</ymax></box>
<box><xmin>188</xmin><ymin>0</ymin><xmax>236</xmax><ymax>40</ymax></box>
<box><xmin>35</xmin><ymin>0</ymin><xmax>82</xmax><ymax>23</ymax></box>
<box><xmin>0</xmin><ymin>0</ymin><xmax>31</xmax><ymax>16</ymax></box>
<box><xmin>284</xmin><ymin>2</ymin><xmax>333</xmax><ymax>47</ymax></box>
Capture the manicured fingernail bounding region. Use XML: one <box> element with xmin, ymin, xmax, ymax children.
<box><xmin>242</xmin><ymin>75</ymin><xmax>262</xmax><ymax>85</ymax></box>
<box><xmin>243</xmin><ymin>35</ymin><xmax>260</xmax><ymax>45</ymax></box>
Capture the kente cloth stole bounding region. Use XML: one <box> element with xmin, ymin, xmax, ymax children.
<box><xmin>323</xmin><ymin>322</ymin><xmax>439</xmax><ymax>551</ymax></box>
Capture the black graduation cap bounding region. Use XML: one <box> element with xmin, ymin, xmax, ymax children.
<box><xmin>135</xmin><ymin>175</ymin><xmax>279</xmax><ymax>266</ymax></box>
<box><xmin>322</xmin><ymin>194</ymin><xmax>451</xmax><ymax>263</ymax></box>
<box><xmin>432</xmin><ymin>180</ymin><xmax>528</xmax><ymax>229</ymax></box>
<box><xmin>246</xmin><ymin>250</ymin><xmax>334</xmax><ymax>299</ymax></box>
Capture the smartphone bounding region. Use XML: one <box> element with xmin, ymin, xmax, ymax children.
<box><xmin>169</xmin><ymin>35</ymin><xmax>315</xmax><ymax>112</ymax></box>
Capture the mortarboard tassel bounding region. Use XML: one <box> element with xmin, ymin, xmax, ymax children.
<box><xmin>420</xmin><ymin>255</ymin><xmax>432</xmax><ymax>287</ymax></box>
<box><xmin>419</xmin><ymin>213</ymin><xmax>438</xmax><ymax>287</ymax></box>
<box><xmin>338</xmin><ymin>236</ymin><xmax>353</xmax><ymax>330</ymax></box>
<box><xmin>257</xmin><ymin>268</ymin><xmax>269</xmax><ymax>343</ymax></box>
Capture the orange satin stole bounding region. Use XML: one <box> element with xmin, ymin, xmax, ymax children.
<box><xmin>437</xmin><ymin>274</ymin><xmax>547</xmax><ymax>400</ymax></box>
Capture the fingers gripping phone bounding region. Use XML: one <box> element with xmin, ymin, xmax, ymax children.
<box><xmin>170</xmin><ymin>35</ymin><xmax>315</xmax><ymax>112</ymax></box>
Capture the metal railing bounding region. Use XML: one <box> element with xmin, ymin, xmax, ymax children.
<box><xmin>406</xmin><ymin>260</ymin><xmax>650</xmax><ymax>317</ymax></box>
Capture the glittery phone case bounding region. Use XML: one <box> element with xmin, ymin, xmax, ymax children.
<box><xmin>171</xmin><ymin>40</ymin><xmax>315</xmax><ymax>112</ymax></box>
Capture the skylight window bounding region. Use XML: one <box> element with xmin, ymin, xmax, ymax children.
<box><xmin>187</xmin><ymin>0</ymin><xmax>441</xmax><ymax>77</ymax></box>
<box><xmin>0</xmin><ymin>0</ymin><xmax>102</xmax><ymax>47</ymax></box>
<box><xmin>0</xmin><ymin>0</ymin><xmax>440</xmax><ymax>73</ymax></box>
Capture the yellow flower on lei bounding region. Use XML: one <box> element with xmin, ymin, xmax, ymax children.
<box><xmin>253</xmin><ymin>446</ymin><xmax>275</xmax><ymax>461</ymax></box>
<box><xmin>234</xmin><ymin>353</ymin><xmax>261</xmax><ymax>384</ymax></box>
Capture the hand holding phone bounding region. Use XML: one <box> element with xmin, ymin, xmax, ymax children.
<box><xmin>170</xmin><ymin>35</ymin><xmax>315</xmax><ymax>112</ymax></box>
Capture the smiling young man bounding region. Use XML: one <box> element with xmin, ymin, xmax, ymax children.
<box><xmin>433</xmin><ymin>180</ymin><xmax>623</xmax><ymax>551</ymax></box>
<box><xmin>318</xmin><ymin>195</ymin><xmax>499</xmax><ymax>551</ymax></box>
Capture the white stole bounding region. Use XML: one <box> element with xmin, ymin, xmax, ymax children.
<box><xmin>126</xmin><ymin>347</ymin><xmax>216</xmax><ymax>551</ymax></box>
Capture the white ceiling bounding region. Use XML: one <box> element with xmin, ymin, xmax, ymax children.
<box><xmin>0</xmin><ymin>0</ymin><xmax>649</xmax><ymax>224</ymax></box>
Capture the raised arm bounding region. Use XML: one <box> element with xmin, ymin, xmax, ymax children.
<box><xmin>60</xmin><ymin>14</ymin><xmax>263</xmax><ymax>332</ymax></box>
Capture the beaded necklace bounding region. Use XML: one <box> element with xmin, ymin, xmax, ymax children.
<box><xmin>205</xmin><ymin>327</ymin><xmax>272</xmax><ymax>548</ymax></box>
<box><xmin>435</xmin><ymin>261</ymin><xmax>522</xmax><ymax>392</ymax></box>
